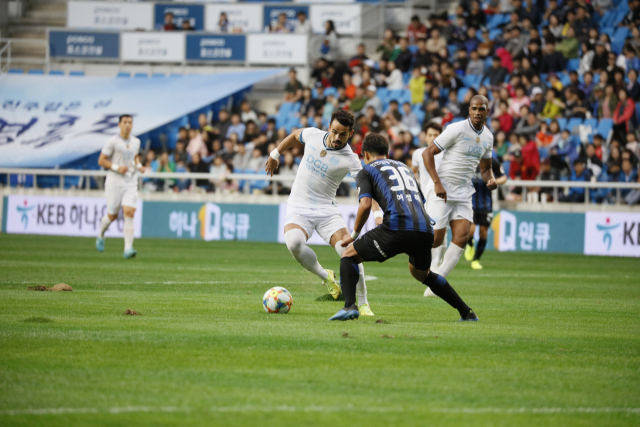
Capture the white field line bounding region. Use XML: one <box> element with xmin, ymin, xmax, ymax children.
<box><xmin>1</xmin><ymin>406</ymin><xmax>639</xmax><ymax>416</ymax></box>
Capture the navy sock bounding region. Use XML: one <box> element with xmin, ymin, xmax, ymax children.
<box><xmin>474</xmin><ymin>238</ymin><xmax>487</xmax><ymax>261</ymax></box>
<box><xmin>423</xmin><ymin>271</ymin><xmax>471</xmax><ymax>317</ymax></box>
<box><xmin>467</xmin><ymin>237</ymin><xmax>474</xmax><ymax>247</ymax></box>
<box><xmin>340</xmin><ymin>257</ymin><xmax>360</xmax><ymax>310</ymax></box>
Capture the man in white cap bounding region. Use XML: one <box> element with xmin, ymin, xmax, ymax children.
<box><xmin>530</xmin><ymin>87</ymin><xmax>545</xmax><ymax>115</ymax></box>
<box><xmin>363</xmin><ymin>85</ymin><xmax>383</xmax><ymax>115</ymax></box>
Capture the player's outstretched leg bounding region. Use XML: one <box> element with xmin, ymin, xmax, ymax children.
<box><xmin>96</xmin><ymin>214</ymin><xmax>114</xmax><ymax>252</ymax></box>
<box><xmin>329</xmin><ymin>256</ymin><xmax>360</xmax><ymax>321</ymax></box>
<box><xmin>425</xmin><ymin>228</ymin><xmax>447</xmax><ymax>297</ymax></box>
<box><xmin>422</xmin><ymin>271</ymin><xmax>478</xmax><ymax>321</ymax></box>
<box><xmin>334</xmin><ymin>240</ymin><xmax>373</xmax><ymax>315</ymax></box>
<box><xmin>285</xmin><ymin>229</ymin><xmax>340</xmax><ymax>298</ymax></box>
<box><xmin>123</xmin><ymin>213</ymin><xmax>137</xmax><ymax>259</ymax></box>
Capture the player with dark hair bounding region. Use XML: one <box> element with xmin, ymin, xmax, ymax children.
<box><xmin>420</xmin><ymin>95</ymin><xmax>497</xmax><ymax>293</ymax></box>
<box><xmin>265</xmin><ymin>109</ymin><xmax>383</xmax><ymax>316</ymax></box>
<box><xmin>96</xmin><ymin>114</ymin><xmax>146</xmax><ymax>258</ymax></box>
<box><xmin>464</xmin><ymin>158</ymin><xmax>507</xmax><ymax>269</ymax></box>
<box><xmin>330</xmin><ymin>133</ymin><xmax>478</xmax><ymax>321</ymax></box>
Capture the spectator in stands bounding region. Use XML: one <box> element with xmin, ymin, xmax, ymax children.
<box><xmin>365</xmin><ymin>106</ymin><xmax>382</xmax><ymax>133</ymax></box>
<box><xmin>627</xmin><ymin>131</ymin><xmax>640</xmax><ymax>158</ymax></box>
<box><xmin>343</xmin><ymin>74</ymin><xmax>356</xmax><ymax>99</ymax></box>
<box><xmin>559</xmin><ymin>158</ymin><xmax>591</xmax><ymax>202</ymax></box>
<box><xmin>482</xmin><ymin>57</ymin><xmax>508</xmax><ymax>87</ymax></box>
<box><xmin>506</xmin><ymin>27</ymin><xmax>527</xmax><ymax>57</ymax></box>
<box><xmin>376</xmin><ymin>29</ymin><xmax>396</xmax><ymax>61</ymax></box>
<box><xmin>226</xmin><ymin>113</ymin><xmax>246</xmax><ymax>141</ymax></box>
<box><xmin>212</xmin><ymin>109</ymin><xmax>231</xmax><ymax>142</ymax></box>
<box><xmin>426</xmin><ymin>28</ymin><xmax>447</xmax><ymax>54</ymax></box>
<box><xmin>466</xmin><ymin>1</ymin><xmax>486</xmax><ymax>28</ymax></box>
<box><xmin>350</xmin><ymin>86</ymin><xmax>368</xmax><ymax>113</ymax></box>
<box><xmin>187</xmin><ymin>128</ymin><xmax>208</xmax><ymax>158</ymax></box>
<box><xmin>622</xmin><ymin>0</ymin><xmax>640</xmax><ymax>28</ymax></box>
<box><xmin>540</xmin><ymin>44</ymin><xmax>566</xmax><ymax>73</ymax></box>
<box><xmin>242</xmin><ymin>121</ymin><xmax>259</xmax><ymax>145</ymax></box>
<box><xmin>529</xmin><ymin>87</ymin><xmax>545</xmax><ymax>114</ymax></box>
<box><xmin>564</xmin><ymin>87</ymin><xmax>590</xmax><ymax>119</ymax></box>
<box><xmin>240</xmin><ymin>101</ymin><xmax>258</xmax><ymax>124</ymax></box>
<box><xmin>509</xmin><ymin>85</ymin><xmax>531</xmax><ymax>118</ymax></box>
<box><xmin>515</xmin><ymin>111</ymin><xmax>541</xmax><ymax>140</ymax></box>
<box><xmin>593</xmin><ymin>0</ymin><xmax>614</xmax><ymax>15</ymax></box>
<box><xmin>350</xmin><ymin>43</ymin><xmax>369</xmax><ymax>67</ymax></box>
<box><xmin>156</xmin><ymin>151</ymin><xmax>176</xmax><ymax>190</ymax></box>
<box><xmin>591</xmin><ymin>42</ymin><xmax>609</xmax><ymax>73</ymax></box>
<box><xmin>629</xmin><ymin>26</ymin><xmax>640</xmax><ymax>54</ymax></box>
<box><xmin>406</xmin><ymin>15</ymin><xmax>428</xmax><ymax>44</ymax></box>
<box><xmin>556</xmin><ymin>27</ymin><xmax>579</xmax><ymax>59</ymax></box>
<box><xmin>465</xmin><ymin>50</ymin><xmax>484</xmax><ymax>77</ymax></box>
<box><xmin>627</xmin><ymin>69</ymin><xmax>640</xmax><ymax>101</ymax></box>
<box><xmin>216</xmin><ymin>12</ymin><xmax>228</xmax><ymax>33</ymax></box>
<box><xmin>451</xmin><ymin>17</ymin><xmax>468</xmax><ymax>48</ymax></box>
<box><xmin>613</xmin><ymin>88</ymin><xmax>638</xmax><ymax>142</ymax></box>
<box><xmin>269</xmin><ymin>13</ymin><xmax>293</xmax><ymax>33</ymax></box>
<box><xmin>579</xmin><ymin>71</ymin><xmax>595</xmax><ymax>98</ymax></box>
<box><xmin>277</xmin><ymin>152</ymin><xmax>299</xmax><ymax>195</ymax></box>
<box><xmin>384</xmin><ymin>61</ymin><xmax>404</xmax><ymax>90</ymax></box>
<box><xmin>312</xmin><ymin>84</ymin><xmax>326</xmax><ymax>113</ymax></box>
<box><xmin>173</xmin><ymin>140</ymin><xmax>188</xmax><ymax>164</ymax></box>
<box><xmin>409</xmin><ymin>68</ymin><xmax>426</xmax><ymax>105</ymax></box>
<box><xmin>295</xmin><ymin>11</ymin><xmax>311</xmax><ymax>35</ymax></box>
<box><xmin>284</xmin><ymin>68</ymin><xmax>303</xmax><ymax>102</ymax></box>
<box><xmin>232</xmin><ymin>141</ymin><xmax>252</xmax><ymax>170</ymax></box>
<box><xmin>401</xmin><ymin>102</ymin><xmax>420</xmax><ymax>133</ymax></box>
<box><xmin>246</xmin><ymin>148</ymin><xmax>266</xmax><ymax>173</ymax></box>
<box><xmin>163</xmin><ymin>12</ymin><xmax>176</xmax><ymax>31</ymax></box>
<box><xmin>188</xmin><ymin>152</ymin><xmax>210</xmax><ymax>190</ymax></box>
<box><xmin>177</xmin><ymin>127</ymin><xmax>189</xmax><ymax>146</ymax></box>
<box><xmin>393</xmin><ymin>38</ymin><xmax>413</xmax><ymax>73</ymax></box>
<box><xmin>321</xmin><ymin>20</ymin><xmax>339</xmax><ymax>64</ymax></box>
<box><xmin>540</xmin><ymin>89</ymin><xmax>563</xmax><ymax>119</ymax></box>
<box><xmin>537</xmin><ymin>158</ymin><xmax>560</xmax><ymax>201</ymax></box>
<box><xmin>181</xmin><ymin>20</ymin><xmax>194</xmax><ymax>31</ymax></box>
<box><xmin>582</xmin><ymin>143</ymin><xmax>604</xmax><ymax>178</ymax></box>
<box><xmin>573</xmin><ymin>7</ymin><xmax>591</xmax><ymax>41</ymax></box>
<box><xmin>618</xmin><ymin>45</ymin><xmax>640</xmax><ymax>73</ymax></box>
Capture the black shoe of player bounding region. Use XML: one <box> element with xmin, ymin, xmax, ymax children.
<box><xmin>458</xmin><ymin>310</ymin><xmax>479</xmax><ymax>322</ymax></box>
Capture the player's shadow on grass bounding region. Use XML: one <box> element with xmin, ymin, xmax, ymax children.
<box><xmin>315</xmin><ymin>293</ymin><xmax>345</xmax><ymax>302</ymax></box>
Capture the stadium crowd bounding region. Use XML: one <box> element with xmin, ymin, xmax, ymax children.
<box><xmin>145</xmin><ymin>0</ymin><xmax>640</xmax><ymax>204</ymax></box>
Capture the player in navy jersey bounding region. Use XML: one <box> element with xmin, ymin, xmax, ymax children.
<box><xmin>464</xmin><ymin>158</ymin><xmax>507</xmax><ymax>269</ymax></box>
<box><xmin>329</xmin><ymin>134</ymin><xmax>478</xmax><ymax>322</ymax></box>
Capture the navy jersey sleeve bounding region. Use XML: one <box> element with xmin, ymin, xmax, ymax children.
<box><xmin>492</xmin><ymin>158</ymin><xmax>505</xmax><ymax>178</ymax></box>
<box><xmin>356</xmin><ymin>168</ymin><xmax>374</xmax><ymax>200</ymax></box>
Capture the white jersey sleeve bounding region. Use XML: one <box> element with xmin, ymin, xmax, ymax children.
<box><xmin>432</xmin><ymin>122</ymin><xmax>461</xmax><ymax>152</ymax></box>
<box><xmin>348</xmin><ymin>155</ymin><xmax>362</xmax><ymax>178</ymax></box>
<box><xmin>482</xmin><ymin>133</ymin><xmax>494</xmax><ymax>159</ymax></box>
<box><xmin>101</xmin><ymin>137</ymin><xmax>116</xmax><ymax>157</ymax></box>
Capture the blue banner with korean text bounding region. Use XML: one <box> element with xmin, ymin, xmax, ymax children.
<box><xmin>154</xmin><ymin>3</ymin><xmax>204</xmax><ymax>31</ymax></box>
<box><xmin>49</xmin><ymin>30</ymin><xmax>119</xmax><ymax>59</ymax></box>
<box><xmin>185</xmin><ymin>34</ymin><xmax>246</xmax><ymax>62</ymax></box>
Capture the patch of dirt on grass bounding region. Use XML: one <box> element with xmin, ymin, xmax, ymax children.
<box><xmin>27</xmin><ymin>283</ymin><xmax>72</xmax><ymax>291</ymax></box>
<box><xmin>22</xmin><ymin>317</ymin><xmax>53</xmax><ymax>323</ymax></box>
<box><xmin>380</xmin><ymin>334</ymin><xmax>394</xmax><ymax>338</ymax></box>
<box><xmin>314</xmin><ymin>293</ymin><xmax>345</xmax><ymax>302</ymax></box>
<box><xmin>123</xmin><ymin>309</ymin><xmax>140</xmax><ymax>316</ymax></box>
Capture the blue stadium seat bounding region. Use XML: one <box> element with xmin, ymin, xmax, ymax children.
<box><xmin>557</xmin><ymin>117</ymin><xmax>568</xmax><ymax>131</ymax></box>
<box><xmin>376</xmin><ymin>87</ymin><xmax>389</xmax><ymax>101</ymax></box>
<box><xmin>48</xmin><ymin>70</ymin><xmax>64</xmax><ymax>75</ymax></box>
<box><xmin>169</xmin><ymin>73</ymin><xmax>183</xmax><ymax>77</ymax></box>
<box><xmin>596</xmin><ymin>119</ymin><xmax>613</xmax><ymax>138</ymax></box>
<box><xmin>387</xmin><ymin>89</ymin><xmax>404</xmax><ymax>103</ymax></box>
<box><xmin>324</xmin><ymin>87</ymin><xmax>337</xmax><ymax>97</ymax></box>
<box><xmin>489</xmin><ymin>29</ymin><xmax>502</xmax><ymax>40</ymax></box>
<box><xmin>134</xmin><ymin>73</ymin><xmax>148</xmax><ymax>78</ymax></box>
<box><xmin>117</xmin><ymin>72</ymin><xmax>131</xmax><ymax>78</ymax></box>
<box><xmin>69</xmin><ymin>71</ymin><xmax>84</xmax><ymax>76</ymax></box>
<box><xmin>612</xmin><ymin>27</ymin><xmax>629</xmax><ymax>54</ymax></box>
<box><xmin>152</xmin><ymin>73</ymin><xmax>166</xmax><ymax>78</ymax></box>
<box><xmin>8</xmin><ymin>68</ymin><xmax>23</xmax><ymax>74</ymax></box>
<box><xmin>559</xmin><ymin>73</ymin><xmax>571</xmax><ymax>86</ymax></box>
<box><xmin>567</xmin><ymin>117</ymin><xmax>583</xmax><ymax>133</ymax></box>
<box><xmin>9</xmin><ymin>174</ymin><xmax>34</xmax><ymax>188</ymax></box>
<box><xmin>27</xmin><ymin>69</ymin><xmax>44</xmax><ymax>75</ymax></box>
<box><xmin>566</xmin><ymin>59</ymin><xmax>580</xmax><ymax>72</ymax></box>
<box><xmin>457</xmin><ymin>87</ymin><xmax>469</xmax><ymax>102</ymax></box>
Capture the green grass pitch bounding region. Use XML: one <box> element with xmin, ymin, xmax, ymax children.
<box><xmin>0</xmin><ymin>234</ymin><xmax>639</xmax><ymax>427</ymax></box>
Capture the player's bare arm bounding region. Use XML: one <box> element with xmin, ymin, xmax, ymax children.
<box><xmin>341</xmin><ymin>196</ymin><xmax>372</xmax><ymax>247</ymax></box>
<box><xmin>135</xmin><ymin>154</ymin><xmax>147</xmax><ymax>173</ymax></box>
<box><xmin>423</xmin><ymin>144</ymin><xmax>446</xmax><ymax>202</ymax></box>
<box><xmin>479</xmin><ymin>158</ymin><xmax>497</xmax><ymax>190</ymax></box>
<box><xmin>265</xmin><ymin>128</ymin><xmax>303</xmax><ymax>176</ymax></box>
<box><xmin>98</xmin><ymin>153</ymin><xmax>128</xmax><ymax>175</ymax></box>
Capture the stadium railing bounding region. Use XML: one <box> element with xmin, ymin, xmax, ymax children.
<box><xmin>0</xmin><ymin>168</ymin><xmax>638</xmax><ymax>205</ymax></box>
<box><xmin>0</xmin><ymin>38</ymin><xmax>50</xmax><ymax>73</ymax></box>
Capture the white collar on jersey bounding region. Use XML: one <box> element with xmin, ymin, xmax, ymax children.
<box><xmin>118</xmin><ymin>134</ymin><xmax>132</xmax><ymax>145</ymax></box>
<box><xmin>467</xmin><ymin>118</ymin><xmax>485</xmax><ymax>136</ymax></box>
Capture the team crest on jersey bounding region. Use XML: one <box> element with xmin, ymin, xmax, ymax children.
<box><xmin>476</xmin><ymin>137</ymin><xmax>480</xmax><ymax>143</ymax></box>
<box><xmin>329</xmin><ymin>157</ymin><xmax>339</xmax><ymax>166</ymax></box>
<box><xmin>320</xmin><ymin>150</ymin><xmax>327</xmax><ymax>157</ymax></box>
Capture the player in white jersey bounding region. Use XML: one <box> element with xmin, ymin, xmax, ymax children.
<box><xmin>265</xmin><ymin>110</ymin><xmax>382</xmax><ymax>316</ymax></box>
<box><xmin>421</xmin><ymin>96</ymin><xmax>497</xmax><ymax>291</ymax></box>
<box><xmin>95</xmin><ymin>115</ymin><xmax>146</xmax><ymax>258</ymax></box>
<box><xmin>411</xmin><ymin>122</ymin><xmax>449</xmax><ymax>281</ymax></box>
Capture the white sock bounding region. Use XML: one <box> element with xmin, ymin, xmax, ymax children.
<box><xmin>98</xmin><ymin>215</ymin><xmax>113</xmax><ymax>239</ymax></box>
<box><xmin>285</xmin><ymin>229</ymin><xmax>328</xmax><ymax>280</ymax></box>
<box><xmin>438</xmin><ymin>243</ymin><xmax>464</xmax><ymax>278</ymax></box>
<box><xmin>431</xmin><ymin>244</ymin><xmax>446</xmax><ymax>273</ymax></box>
<box><xmin>334</xmin><ymin>240</ymin><xmax>368</xmax><ymax>306</ymax></box>
<box><xmin>124</xmin><ymin>216</ymin><xmax>134</xmax><ymax>251</ymax></box>
<box><xmin>356</xmin><ymin>264</ymin><xmax>368</xmax><ymax>306</ymax></box>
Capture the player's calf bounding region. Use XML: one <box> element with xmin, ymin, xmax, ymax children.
<box><xmin>422</xmin><ymin>271</ymin><xmax>476</xmax><ymax>321</ymax></box>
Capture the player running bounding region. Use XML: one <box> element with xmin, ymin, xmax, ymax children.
<box><xmin>95</xmin><ymin>114</ymin><xmax>145</xmax><ymax>258</ymax></box>
<box><xmin>421</xmin><ymin>96</ymin><xmax>497</xmax><ymax>294</ymax></box>
<box><xmin>411</xmin><ymin>122</ymin><xmax>450</xmax><ymax>281</ymax></box>
<box><xmin>265</xmin><ymin>110</ymin><xmax>382</xmax><ymax>316</ymax></box>
<box><xmin>464</xmin><ymin>158</ymin><xmax>507</xmax><ymax>269</ymax></box>
<box><xmin>329</xmin><ymin>134</ymin><xmax>477</xmax><ymax>322</ymax></box>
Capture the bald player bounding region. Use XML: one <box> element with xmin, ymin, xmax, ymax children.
<box><xmin>421</xmin><ymin>96</ymin><xmax>497</xmax><ymax>295</ymax></box>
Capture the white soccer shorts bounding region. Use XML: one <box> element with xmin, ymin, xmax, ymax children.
<box><xmin>426</xmin><ymin>192</ymin><xmax>473</xmax><ymax>230</ymax></box>
<box><xmin>105</xmin><ymin>183</ymin><xmax>138</xmax><ymax>215</ymax></box>
<box><xmin>285</xmin><ymin>205</ymin><xmax>347</xmax><ymax>244</ymax></box>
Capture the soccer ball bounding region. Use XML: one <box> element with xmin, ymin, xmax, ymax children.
<box><xmin>262</xmin><ymin>287</ymin><xmax>293</xmax><ymax>314</ymax></box>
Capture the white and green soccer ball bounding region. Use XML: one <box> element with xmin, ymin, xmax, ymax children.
<box><xmin>262</xmin><ymin>287</ymin><xmax>293</xmax><ymax>314</ymax></box>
